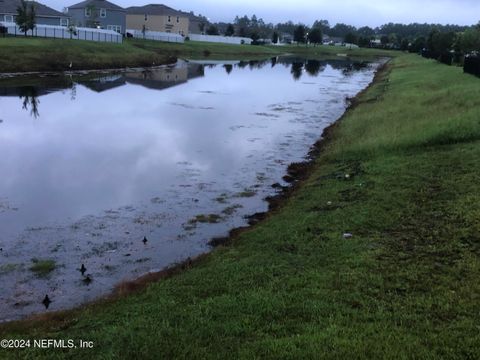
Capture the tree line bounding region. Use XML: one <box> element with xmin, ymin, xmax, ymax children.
<box><xmin>206</xmin><ymin>15</ymin><xmax>479</xmax><ymax>54</ymax></box>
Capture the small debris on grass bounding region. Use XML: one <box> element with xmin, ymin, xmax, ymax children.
<box><xmin>42</xmin><ymin>294</ymin><xmax>51</xmax><ymax>309</ymax></box>
<box><xmin>343</xmin><ymin>233</ymin><xmax>353</xmax><ymax>239</ymax></box>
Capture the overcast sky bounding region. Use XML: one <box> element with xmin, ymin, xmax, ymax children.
<box><xmin>48</xmin><ymin>0</ymin><xmax>479</xmax><ymax>27</ymax></box>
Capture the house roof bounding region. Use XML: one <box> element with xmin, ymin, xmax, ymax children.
<box><xmin>126</xmin><ymin>4</ymin><xmax>184</xmax><ymax>16</ymax></box>
<box><xmin>68</xmin><ymin>0</ymin><xmax>124</xmax><ymax>11</ymax></box>
<box><xmin>0</xmin><ymin>0</ymin><xmax>65</xmax><ymax>17</ymax></box>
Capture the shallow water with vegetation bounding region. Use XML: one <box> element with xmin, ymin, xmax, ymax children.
<box><xmin>0</xmin><ymin>57</ymin><xmax>380</xmax><ymax>321</ymax></box>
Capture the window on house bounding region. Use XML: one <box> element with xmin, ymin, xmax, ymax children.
<box><xmin>100</xmin><ymin>8</ymin><xmax>106</xmax><ymax>18</ymax></box>
<box><xmin>107</xmin><ymin>25</ymin><xmax>121</xmax><ymax>33</ymax></box>
<box><xmin>176</xmin><ymin>16</ymin><xmax>179</xmax><ymax>23</ymax></box>
<box><xmin>167</xmin><ymin>15</ymin><xmax>171</xmax><ymax>22</ymax></box>
<box><xmin>144</xmin><ymin>14</ymin><xmax>147</xmax><ymax>21</ymax></box>
<box><xmin>85</xmin><ymin>8</ymin><xmax>91</xmax><ymax>17</ymax></box>
<box><xmin>5</xmin><ymin>15</ymin><xmax>13</xmax><ymax>22</ymax></box>
<box><xmin>60</xmin><ymin>18</ymin><xmax>69</xmax><ymax>26</ymax></box>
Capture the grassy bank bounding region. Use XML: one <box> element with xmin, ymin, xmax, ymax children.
<box><xmin>0</xmin><ymin>37</ymin><xmax>174</xmax><ymax>72</ymax></box>
<box><xmin>1</xmin><ymin>53</ymin><xmax>480</xmax><ymax>359</ymax></box>
<box><xmin>0</xmin><ymin>36</ymin><xmax>393</xmax><ymax>73</ymax></box>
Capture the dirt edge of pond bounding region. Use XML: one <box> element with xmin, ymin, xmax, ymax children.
<box><xmin>0</xmin><ymin>59</ymin><xmax>391</xmax><ymax>331</ymax></box>
<box><xmin>0</xmin><ymin>58</ymin><xmax>178</xmax><ymax>79</ymax></box>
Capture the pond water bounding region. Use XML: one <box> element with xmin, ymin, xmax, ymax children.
<box><xmin>0</xmin><ymin>57</ymin><xmax>381</xmax><ymax>321</ymax></box>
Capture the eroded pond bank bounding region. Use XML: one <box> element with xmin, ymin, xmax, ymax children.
<box><xmin>0</xmin><ymin>57</ymin><xmax>382</xmax><ymax>321</ymax></box>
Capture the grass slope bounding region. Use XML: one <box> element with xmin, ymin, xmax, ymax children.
<box><xmin>0</xmin><ymin>37</ymin><xmax>173</xmax><ymax>72</ymax></box>
<box><xmin>1</xmin><ymin>54</ymin><xmax>479</xmax><ymax>359</ymax></box>
<box><xmin>0</xmin><ymin>36</ymin><xmax>393</xmax><ymax>72</ymax></box>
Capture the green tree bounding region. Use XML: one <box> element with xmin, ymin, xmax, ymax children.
<box><xmin>272</xmin><ymin>31</ymin><xmax>279</xmax><ymax>43</ymax></box>
<box><xmin>312</xmin><ymin>19</ymin><xmax>330</xmax><ymax>34</ymax></box>
<box><xmin>225</xmin><ymin>23</ymin><xmax>235</xmax><ymax>36</ymax></box>
<box><xmin>206</xmin><ymin>25</ymin><xmax>219</xmax><ymax>35</ymax></box>
<box><xmin>358</xmin><ymin>36</ymin><xmax>371</xmax><ymax>48</ymax></box>
<box><xmin>410</xmin><ymin>36</ymin><xmax>426</xmax><ymax>53</ymax></box>
<box><xmin>344</xmin><ymin>32</ymin><xmax>358</xmax><ymax>44</ymax></box>
<box><xmin>357</xmin><ymin>26</ymin><xmax>375</xmax><ymax>37</ymax></box>
<box><xmin>85</xmin><ymin>5</ymin><xmax>100</xmax><ymax>28</ymax></box>
<box><xmin>250</xmin><ymin>30</ymin><xmax>260</xmax><ymax>43</ymax></box>
<box><xmin>16</xmin><ymin>0</ymin><xmax>36</xmax><ymax>36</ymax></box>
<box><xmin>427</xmin><ymin>29</ymin><xmax>456</xmax><ymax>55</ymax></box>
<box><xmin>293</xmin><ymin>25</ymin><xmax>306</xmax><ymax>45</ymax></box>
<box><xmin>380</xmin><ymin>35</ymin><xmax>390</xmax><ymax>46</ymax></box>
<box><xmin>307</xmin><ymin>28</ymin><xmax>322</xmax><ymax>46</ymax></box>
<box><xmin>458</xmin><ymin>27</ymin><xmax>480</xmax><ymax>53</ymax></box>
<box><xmin>330</xmin><ymin>23</ymin><xmax>357</xmax><ymax>38</ymax></box>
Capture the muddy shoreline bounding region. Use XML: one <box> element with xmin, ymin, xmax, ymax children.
<box><xmin>0</xmin><ymin>59</ymin><xmax>389</xmax><ymax>326</ymax></box>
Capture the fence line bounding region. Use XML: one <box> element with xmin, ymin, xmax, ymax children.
<box><xmin>188</xmin><ymin>34</ymin><xmax>252</xmax><ymax>45</ymax></box>
<box><xmin>0</xmin><ymin>22</ymin><xmax>123</xmax><ymax>43</ymax></box>
<box><xmin>126</xmin><ymin>29</ymin><xmax>184</xmax><ymax>43</ymax></box>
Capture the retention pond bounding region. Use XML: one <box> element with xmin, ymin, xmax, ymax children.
<box><xmin>0</xmin><ymin>56</ymin><xmax>382</xmax><ymax>321</ymax></box>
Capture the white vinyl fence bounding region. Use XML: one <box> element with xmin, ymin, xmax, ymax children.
<box><xmin>0</xmin><ymin>22</ymin><xmax>123</xmax><ymax>43</ymax></box>
<box><xmin>188</xmin><ymin>34</ymin><xmax>252</xmax><ymax>45</ymax></box>
<box><xmin>126</xmin><ymin>29</ymin><xmax>184</xmax><ymax>43</ymax></box>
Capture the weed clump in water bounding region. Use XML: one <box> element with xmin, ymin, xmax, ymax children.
<box><xmin>189</xmin><ymin>214</ymin><xmax>222</xmax><ymax>224</ymax></box>
<box><xmin>29</xmin><ymin>259</ymin><xmax>56</xmax><ymax>277</ymax></box>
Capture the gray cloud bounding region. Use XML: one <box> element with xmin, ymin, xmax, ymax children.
<box><xmin>45</xmin><ymin>0</ymin><xmax>479</xmax><ymax>27</ymax></box>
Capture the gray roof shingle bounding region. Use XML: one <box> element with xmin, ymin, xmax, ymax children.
<box><xmin>0</xmin><ymin>0</ymin><xmax>65</xmax><ymax>17</ymax></box>
<box><xmin>68</xmin><ymin>0</ymin><xmax>125</xmax><ymax>12</ymax></box>
<box><xmin>126</xmin><ymin>4</ymin><xmax>184</xmax><ymax>16</ymax></box>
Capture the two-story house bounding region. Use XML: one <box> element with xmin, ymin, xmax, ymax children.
<box><xmin>0</xmin><ymin>0</ymin><xmax>69</xmax><ymax>26</ymax></box>
<box><xmin>126</xmin><ymin>4</ymin><xmax>189</xmax><ymax>36</ymax></box>
<box><xmin>66</xmin><ymin>0</ymin><xmax>125</xmax><ymax>34</ymax></box>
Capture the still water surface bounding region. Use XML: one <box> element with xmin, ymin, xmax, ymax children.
<box><xmin>0</xmin><ymin>57</ymin><xmax>380</xmax><ymax>321</ymax></box>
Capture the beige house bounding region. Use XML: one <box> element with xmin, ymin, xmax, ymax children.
<box><xmin>126</xmin><ymin>4</ymin><xmax>189</xmax><ymax>36</ymax></box>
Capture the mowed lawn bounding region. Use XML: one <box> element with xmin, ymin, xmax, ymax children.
<box><xmin>1</xmin><ymin>54</ymin><xmax>479</xmax><ymax>359</ymax></box>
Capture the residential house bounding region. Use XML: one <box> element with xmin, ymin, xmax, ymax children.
<box><xmin>66</xmin><ymin>0</ymin><xmax>125</xmax><ymax>34</ymax></box>
<box><xmin>126</xmin><ymin>4</ymin><xmax>188</xmax><ymax>36</ymax></box>
<box><xmin>180</xmin><ymin>11</ymin><xmax>207</xmax><ymax>35</ymax></box>
<box><xmin>0</xmin><ymin>0</ymin><xmax>69</xmax><ymax>26</ymax></box>
<box><xmin>323</xmin><ymin>35</ymin><xmax>344</xmax><ymax>45</ymax></box>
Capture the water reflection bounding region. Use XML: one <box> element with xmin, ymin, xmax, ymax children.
<box><xmin>0</xmin><ymin>57</ymin><xmax>369</xmax><ymax>118</ymax></box>
<box><xmin>291</xmin><ymin>62</ymin><xmax>304</xmax><ymax>80</ymax></box>
<box><xmin>20</xmin><ymin>87</ymin><xmax>41</xmax><ymax>118</ymax></box>
<box><xmin>224</xmin><ymin>64</ymin><xmax>233</xmax><ymax>74</ymax></box>
<box><xmin>305</xmin><ymin>60</ymin><xmax>325</xmax><ymax>76</ymax></box>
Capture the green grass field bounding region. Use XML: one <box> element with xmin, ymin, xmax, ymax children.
<box><xmin>1</xmin><ymin>53</ymin><xmax>479</xmax><ymax>359</ymax></box>
<box><xmin>0</xmin><ymin>36</ymin><xmax>393</xmax><ymax>72</ymax></box>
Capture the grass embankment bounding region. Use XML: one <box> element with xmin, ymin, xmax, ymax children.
<box><xmin>1</xmin><ymin>54</ymin><xmax>480</xmax><ymax>359</ymax></box>
<box><xmin>0</xmin><ymin>37</ymin><xmax>173</xmax><ymax>72</ymax></box>
<box><xmin>0</xmin><ymin>36</ymin><xmax>393</xmax><ymax>73</ymax></box>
